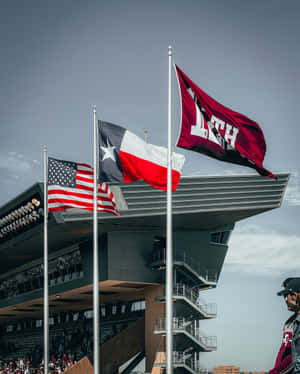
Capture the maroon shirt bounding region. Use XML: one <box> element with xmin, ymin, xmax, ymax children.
<box><xmin>270</xmin><ymin>315</ymin><xmax>297</xmax><ymax>374</ymax></box>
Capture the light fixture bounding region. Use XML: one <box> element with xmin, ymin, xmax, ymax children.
<box><xmin>32</xmin><ymin>199</ymin><xmax>40</xmax><ymax>207</ymax></box>
<box><xmin>0</xmin><ymin>197</ymin><xmax>42</xmax><ymax>240</ymax></box>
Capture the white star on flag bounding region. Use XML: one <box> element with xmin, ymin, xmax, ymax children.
<box><xmin>100</xmin><ymin>140</ymin><xmax>116</xmax><ymax>162</ymax></box>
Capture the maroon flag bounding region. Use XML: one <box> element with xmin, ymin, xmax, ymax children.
<box><xmin>175</xmin><ymin>65</ymin><xmax>275</xmax><ymax>178</ymax></box>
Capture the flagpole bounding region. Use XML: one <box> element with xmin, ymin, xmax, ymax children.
<box><xmin>43</xmin><ymin>145</ymin><xmax>49</xmax><ymax>374</ymax></box>
<box><xmin>166</xmin><ymin>45</ymin><xmax>173</xmax><ymax>374</ymax></box>
<box><xmin>93</xmin><ymin>105</ymin><xmax>100</xmax><ymax>374</ymax></box>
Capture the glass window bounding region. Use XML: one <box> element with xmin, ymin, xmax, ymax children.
<box><xmin>84</xmin><ymin>310</ymin><xmax>93</xmax><ymax>319</ymax></box>
<box><xmin>131</xmin><ymin>300</ymin><xmax>146</xmax><ymax>312</ymax></box>
<box><xmin>73</xmin><ymin>312</ymin><xmax>79</xmax><ymax>321</ymax></box>
<box><xmin>36</xmin><ymin>320</ymin><xmax>42</xmax><ymax>327</ymax></box>
<box><xmin>6</xmin><ymin>324</ymin><xmax>14</xmax><ymax>332</ymax></box>
<box><xmin>210</xmin><ymin>231</ymin><xmax>230</xmax><ymax>244</ymax></box>
<box><xmin>211</xmin><ymin>232</ymin><xmax>221</xmax><ymax>243</ymax></box>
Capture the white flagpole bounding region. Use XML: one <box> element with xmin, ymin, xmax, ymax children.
<box><xmin>93</xmin><ymin>105</ymin><xmax>100</xmax><ymax>374</ymax></box>
<box><xmin>166</xmin><ymin>45</ymin><xmax>173</xmax><ymax>374</ymax></box>
<box><xmin>43</xmin><ymin>145</ymin><xmax>49</xmax><ymax>374</ymax></box>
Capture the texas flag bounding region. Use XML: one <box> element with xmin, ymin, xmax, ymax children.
<box><xmin>98</xmin><ymin>121</ymin><xmax>185</xmax><ymax>191</ymax></box>
<box><xmin>175</xmin><ymin>65</ymin><xmax>275</xmax><ymax>178</ymax></box>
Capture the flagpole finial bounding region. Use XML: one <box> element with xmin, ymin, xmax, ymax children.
<box><xmin>93</xmin><ymin>105</ymin><xmax>96</xmax><ymax>114</ymax></box>
<box><xmin>168</xmin><ymin>45</ymin><xmax>172</xmax><ymax>56</ymax></box>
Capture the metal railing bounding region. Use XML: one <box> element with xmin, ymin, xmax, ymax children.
<box><xmin>151</xmin><ymin>248</ymin><xmax>217</xmax><ymax>283</ymax></box>
<box><xmin>173</xmin><ymin>284</ymin><xmax>217</xmax><ymax>317</ymax></box>
<box><xmin>154</xmin><ymin>351</ymin><xmax>208</xmax><ymax>374</ymax></box>
<box><xmin>155</xmin><ymin>318</ymin><xmax>217</xmax><ymax>350</ymax></box>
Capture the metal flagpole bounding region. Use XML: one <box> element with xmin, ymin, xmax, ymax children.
<box><xmin>166</xmin><ymin>45</ymin><xmax>173</xmax><ymax>374</ymax></box>
<box><xmin>43</xmin><ymin>145</ymin><xmax>49</xmax><ymax>374</ymax></box>
<box><xmin>93</xmin><ymin>105</ymin><xmax>100</xmax><ymax>374</ymax></box>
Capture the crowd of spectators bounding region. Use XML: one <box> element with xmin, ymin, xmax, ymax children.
<box><xmin>0</xmin><ymin>325</ymin><xmax>88</xmax><ymax>371</ymax></box>
<box><xmin>0</xmin><ymin>321</ymin><xmax>122</xmax><ymax>373</ymax></box>
<box><xmin>0</xmin><ymin>250</ymin><xmax>82</xmax><ymax>300</ymax></box>
<box><xmin>0</xmin><ymin>316</ymin><xmax>91</xmax><ymax>365</ymax></box>
<box><xmin>50</xmin><ymin>325</ymin><xmax>92</xmax><ymax>359</ymax></box>
<box><xmin>0</xmin><ymin>295</ymin><xmax>146</xmax><ymax>372</ymax></box>
<box><xmin>0</xmin><ymin>303</ymin><xmax>145</xmax><ymax>366</ymax></box>
<box><xmin>0</xmin><ymin>354</ymin><xmax>77</xmax><ymax>373</ymax></box>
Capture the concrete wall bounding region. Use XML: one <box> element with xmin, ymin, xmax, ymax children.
<box><xmin>107</xmin><ymin>231</ymin><xmax>161</xmax><ymax>283</ymax></box>
<box><xmin>83</xmin><ymin>234</ymin><xmax>108</xmax><ymax>283</ymax></box>
<box><xmin>173</xmin><ymin>225</ymin><xmax>234</xmax><ymax>280</ymax></box>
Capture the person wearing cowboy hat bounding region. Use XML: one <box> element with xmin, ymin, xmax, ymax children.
<box><xmin>269</xmin><ymin>278</ymin><xmax>300</xmax><ymax>374</ymax></box>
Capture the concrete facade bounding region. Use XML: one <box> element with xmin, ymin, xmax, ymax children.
<box><xmin>0</xmin><ymin>174</ymin><xmax>289</xmax><ymax>373</ymax></box>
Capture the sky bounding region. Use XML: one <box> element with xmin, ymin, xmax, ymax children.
<box><xmin>0</xmin><ymin>0</ymin><xmax>300</xmax><ymax>371</ymax></box>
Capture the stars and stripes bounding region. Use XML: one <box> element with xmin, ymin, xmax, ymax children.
<box><xmin>48</xmin><ymin>157</ymin><xmax>119</xmax><ymax>215</ymax></box>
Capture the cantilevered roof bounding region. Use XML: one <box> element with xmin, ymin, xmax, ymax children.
<box><xmin>0</xmin><ymin>173</ymin><xmax>289</xmax><ymax>274</ymax></box>
<box><xmin>62</xmin><ymin>173</ymin><xmax>289</xmax><ymax>229</ymax></box>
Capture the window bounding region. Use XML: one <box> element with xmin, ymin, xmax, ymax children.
<box><xmin>36</xmin><ymin>320</ymin><xmax>42</xmax><ymax>328</ymax></box>
<box><xmin>84</xmin><ymin>310</ymin><xmax>93</xmax><ymax>319</ymax></box>
<box><xmin>6</xmin><ymin>324</ymin><xmax>14</xmax><ymax>332</ymax></box>
<box><xmin>152</xmin><ymin>236</ymin><xmax>166</xmax><ymax>261</ymax></box>
<box><xmin>73</xmin><ymin>312</ymin><xmax>79</xmax><ymax>321</ymax></box>
<box><xmin>131</xmin><ymin>300</ymin><xmax>146</xmax><ymax>312</ymax></box>
<box><xmin>210</xmin><ymin>231</ymin><xmax>231</xmax><ymax>245</ymax></box>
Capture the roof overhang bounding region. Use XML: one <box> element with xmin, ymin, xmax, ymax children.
<box><xmin>0</xmin><ymin>173</ymin><xmax>289</xmax><ymax>274</ymax></box>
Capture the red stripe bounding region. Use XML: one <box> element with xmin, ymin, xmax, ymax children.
<box><xmin>119</xmin><ymin>151</ymin><xmax>181</xmax><ymax>191</ymax></box>
<box><xmin>48</xmin><ymin>188</ymin><xmax>93</xmax><ymax>200</ymax></box>
<box><xmin>76</xmin><ymin>175</ymin><xmax>94</xmax><ymax>183</ymax></box>
<box><xmin>75</xmin><ymin>180</ymin><xmax>111</xmax><ymax>194</ymax></box>
<box><xmin>49</xmin><ymin>203</ymin><xmax>118</xmax><ymax>215</ymax></box>
<box><xmin>77</xmin><ymin>170</ymin><xmax>94</xmax><ymax>176</ymax></box>
<box><xmin>101</xmin><ymin>183</ymin><xmax>108</xmax><ymax>193</ymax></box>
<box><xmin>48</xmin><ymin>189</ymin><xmax>116</xmax><ymax>205</ymax></box>
<box><xmin>48</xmin><ymin>198</ymin><xmax>118</xmax><ymax>214</ymax></box>
<box><xmin>48</xmin><ymin>197</ymin><xmax>113</xmax><ymax>208</ymax></box>
<box><xmin>77</xmin><ymin>163</ymin><xmax>93</xmax><ymax>170</ymax></box>
<box><xmin>75</xmin><ymin>184</ymin><xmax>93</xmax><ymax>192</ymax></box>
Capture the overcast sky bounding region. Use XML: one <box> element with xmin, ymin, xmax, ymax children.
<box><xmin>0</xmin><ymin>0</ymin><xmax>300</xmax><ymax>371</ymax></box>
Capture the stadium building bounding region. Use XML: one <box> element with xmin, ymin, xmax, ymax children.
<box><xmin>0</xmin><ymin>173</ymin><xmax>289</xmax><ymax>373</ymax></box>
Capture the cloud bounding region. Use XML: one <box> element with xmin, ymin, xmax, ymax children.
<box><xmin>284</xmin><ymin>171</ymin><xmax>300</xmax><ymax>206</ymax></box>
<box><xmin>225</xmin><ymin>224</ymin><xmax>300</xmax><ymax>276</ymax></box>
<box><xmin>0</xmin><ymin>151</ymin><xmax>40</xmax><ymax>182</ymax></box>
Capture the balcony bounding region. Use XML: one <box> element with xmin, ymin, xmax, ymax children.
<box><xmin>150</xmin><ymin>249</ymin><xmax>217</xmax><ymax>288</ymax></box>
<box><xmin>154</xmin><ymin>318</ymin><xmax>217</xmax><ymax>352</ymax></box>
<box><xmin>174</xmin><ymin>284</ymin><xmax>217</xmax><ymax>319</ymax></box>
<box><xmin>156</xmin><ymin>284</ymin><xmax>217</xmax><ymax>320</ymax></box>
<box><xmin>154</xmin><ymin>351</ymin><xmax>208</xmax><ymax>374</ymax></box>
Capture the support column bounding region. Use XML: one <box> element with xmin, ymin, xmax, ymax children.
<box><xmin>144</xmin><ymin>285</ymin><xmax>165</xmax><ymax>372</ymax></box>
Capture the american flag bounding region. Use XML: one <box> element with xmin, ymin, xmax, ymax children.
<box><xmin>48</xmin><ymin>157</ymin><xmax>119</xmax><ymax>215</ymax></box>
